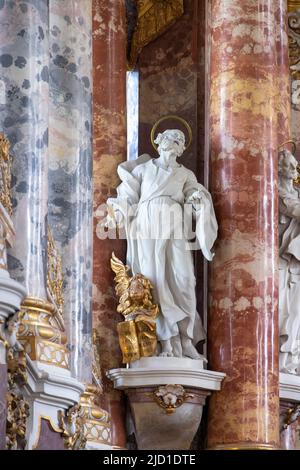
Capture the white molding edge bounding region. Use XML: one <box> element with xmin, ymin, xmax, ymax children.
<box><xmin>0</xmin><ymin>273</ymin><xmax>26</xmax><ymax>319</ymax></box>
<box><xmin>280</xmin><ymin>372</ymin><xmax>300</xmax><ymax>402</ymax></box>
<box><xmin>24</xmin><ymin>356</ymin><xmax>85</xmax><ymax>449</ymax></box>
<box><xmin>107</xmin><ymin>367</ymin><xmax>226</xmax><ymax>390</ymax></box>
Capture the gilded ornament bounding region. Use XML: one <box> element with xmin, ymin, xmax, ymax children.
<box><xmin>6</xmin><ymin>391</ymin><xmax>29</xmax><ymax>450</ymax></box>
<box><xmin>128</xmin><ymin>0</ymin><xmax>184</xmax><ymax>69</ymax></box>
<box><xmin>78</xmin><ymin>385</ymin><xmax>111</xmax><ymax>446</ymax></box>
<box><xmin>18</xmin><ymin>229</ymin><xmax>70</xmax><ymax>370</ymax></box>
<box><xmin>0</xmin><ymin>133</ymin><xmax>13</xmax><ymax>215</ymax></box>
<box><xmin>280</xmin><ymin>404</ymin><xmax>300</xmax><ymax>431</ymax></box>
<box><xmin>58</xmin><ymin>405</ymin><xmax>87</xmax><ymax>450</ymax></box>
<box><xmin>288</xmin><ymin>8</ymin><xmax>300</xmax><ymax>80</ymax></box>
<box><xmin>47</xmin><ymin>228</ymin><xmax>65</xmax><ymax>329</ymax></box>
<box><xmin>111</xmin><ymin>252</ymin><xmax>159</xmax><ymax>363</ymax></box>
<box><xmin>153</xmin><ymin>384</ymin><xmax>194</xmax><ymax>415</ymax></box>
<box><xmin>288</xmin><ymin>0</ymin><xmax>300</xmax><ymax>12</ymax></box>
<box><xmin>18</xmin><ymin>297</ymin><xmax>69</xmax><ymax>369</ymax></box>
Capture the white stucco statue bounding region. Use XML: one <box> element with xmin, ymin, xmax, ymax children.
<box><xmin>279</xmin><ymin>148</ymin><xmax>300</xmax><ymax>374</ymax></box>
<box><xmin>107</xmin><ymin>129</ymin><xmax>218</xmax><ymax>359</ymax></box>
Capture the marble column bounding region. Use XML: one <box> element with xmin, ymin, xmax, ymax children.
<box><xmin>0</xmin><ymin>0</ymin><xmax>49</xmax><ymax>297</ymax></box>
<box><xmin>276</xmin><ymin>0</ymin><xmax>291</xmax><ymax>144</ymax></box>
<box><xmin>93</xmin><ymin>0</ymin><xmax>127</xmax><ymax>448</ymax></box>
<box><xmin>207</xmin><ymin>0</ymin><xmax>280</xmax><ymax>450</ymax></box>
<box><xmin>48</xmin><ymin>0</ymin><xmax>93</xmax><ymax>383</ymax></box>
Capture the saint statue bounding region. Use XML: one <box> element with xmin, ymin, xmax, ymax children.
<box><xmin>279</xmin><ymin>147</ymin><xmax>300</xmax><ymax>375</ymax></box>
<box><xmin>107</xmin><ymin>129</ymin><xmax>218</xmax><ymax>359</ymax></box>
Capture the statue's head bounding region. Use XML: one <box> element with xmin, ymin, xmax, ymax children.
<box><xmin>154</xmin><ymin>129</ymin><xmax>186</xmax><ymax>159</ymax></box>
<box><xmin>279</xmin><ymin>149</ymin><xmax>299</xmax><ymax>181</ymax></box>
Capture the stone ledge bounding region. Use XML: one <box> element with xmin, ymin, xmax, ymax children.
<box><xmin>280</xmin><ymin>373</ymin><xmax>300</xmax><ymax>402</ymax></box>
<box><xmin>107</xmin><ymin>364</ymin><xmax>225</xmax><ymax>390</ymax></box>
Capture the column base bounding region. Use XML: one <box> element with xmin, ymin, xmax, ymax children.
<box><xmin>208</xmin><ymin>443</ymin><xmax>278</xmax><ymax>450</ymax></box>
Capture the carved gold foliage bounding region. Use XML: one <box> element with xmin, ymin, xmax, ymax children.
<box><xmin>128</xmin><ymin>0</ymin><xmax>184</xmax><ymax>69</ymax></box>
<box><xmin>0</xmin><ymin>133</ymin><xmax>12</xmax><ymax>216</ymax></box>
<box><xmin>288</xmin><ymin>7</ymin><xmax>300</xmax><ymax>80</ymax></box>
<box><xmin>47</xmin><ymin>228</ymin><xmax>65</xmax><ymax>329</ymax></box>
<box><xmin>6</xmin><ymin>347</ymin><xmax>29</xmax><ymax>450</ymax></box>
<box><xmin>58</xmin><ymin>405</ymin><xmax>87</xmax><ymax>450</ymax></box>
<box><xmin>6</xmin><ymin>391</ymin><xmax>29</xmax><ymax>450</ymax></box>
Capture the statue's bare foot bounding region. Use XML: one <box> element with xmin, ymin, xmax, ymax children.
<box><xmin>159</xmin><ymin>340</ymin><xmax>174</xmax><ymax>357</ymax></box>
<box><xmin>160</xmin><ymin>351</ymin><xmax>174</xmax><ymax>357</ymax></box>
<box><xmin>181</xmin><ymin>338</ymin><xmax>201</xmax><ymax>360</ymax></box>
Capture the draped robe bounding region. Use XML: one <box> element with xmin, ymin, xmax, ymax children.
<box><xmin>108</xmin><ymin>155</ymin><xmax>218</xmax><ymax>351</ymax></box>
<box><xmin>279</xmin><ymin>186</ymin><xmax>300</xmax><ymax>374</ymax></box>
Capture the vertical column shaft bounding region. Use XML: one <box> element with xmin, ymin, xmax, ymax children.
<box><xmin>48</xmin><ymin>0</ymin><xmax>93</xmax><ymax>382</ymax></box>
<box><xmin>92</xmin><ymin>0</ymin><xmax>127</xmax><ymax>448</ymax></box>
<box><xmin>207</xmin><ymin>0</ymin><xmax>280</xmax><ymax>450</ymax></box>
<box><xmin>0</xmin><ymin>0</ymin><xmax>49</xmax><ymax>298</ymax></box>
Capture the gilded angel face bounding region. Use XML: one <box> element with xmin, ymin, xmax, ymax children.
<box><xmin>129</xmin><ymin>275</ymin><xmax>146</xmax><ymax>304</ymax></box>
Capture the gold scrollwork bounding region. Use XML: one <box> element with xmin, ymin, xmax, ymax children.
<box><xmin>58</xmin><ymin>405</ymin><xmax>87</xmax><ymax>450</ymax></box>
<box><xmin>288</xmin><ymin>6</ymin><xmax>300</xmax><ymax>80</ymax></box>
<box><xmin>47</xmin><ymin>228</ymin><xmax>65</xmax><ymax>329</ymax></box>
<box><xmin>0</xmin><ymin>133</ymin><xmax>13</xmax><ymax>216</ymax></box>
<box><xmin>6</xmin><ymin>391</ymin><xmax>30</xmax><ymax>450</ymax></box>
<box><xmin>128</xmin><ymin>0</ymin><xmax>184</xmax><ymax>69</ymax></box>
<box><xmin>153</xmin><ymin>384</ymin><xmax>194</xmax><ymax>415</ymax></box>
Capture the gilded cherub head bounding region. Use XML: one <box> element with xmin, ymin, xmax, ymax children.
<box><xmin>110</xmin><ymin>252</ymin><xmax>158</xmax><ymax>319</ymax></box>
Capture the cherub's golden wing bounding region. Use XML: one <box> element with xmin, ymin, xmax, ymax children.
<box><xmin>110</xmin><ymin>252</ymin><xmax>130</xmax><ymax>298</ymax></box>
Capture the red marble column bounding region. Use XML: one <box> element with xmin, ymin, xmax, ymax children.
<box><xmin>92</xmin><ymin>0</ymin><xmax>127</xmax><ymax>448</ymax></box>
<box><xmin>207</xmin><ymin>0</ymin><xmax>280</xmax><ymax>450</ymax></box>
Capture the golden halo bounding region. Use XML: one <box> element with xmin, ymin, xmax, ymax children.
<box><xmin>278</xmin><ymin>140</ymin><xmax>297</xmax><ymax>155</ymax></box>
<box><xmin>151</xmin><ymin>115</ymin><xmax>193</xmax><ymax>151</ymax></box>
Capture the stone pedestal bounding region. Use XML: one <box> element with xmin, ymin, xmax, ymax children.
<box><xmin>24</xmin><ymin>357</ymin><xmax>84</xmax><ymax>450</ymax></box>
<box><xmin>107</xmin><ymin>357</ymin><xmax>225</xmax><ymax>450</ymax></box>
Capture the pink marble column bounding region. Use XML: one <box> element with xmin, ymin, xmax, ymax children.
<box><xmin>92</xmin><ymin>0</ymin><xmax>127</xmax><ymax>448</ymax></box>
<box><xmin>207</xmin><ymin>0</ymin><xmax>280</xmax><ymax>450</ymax></box>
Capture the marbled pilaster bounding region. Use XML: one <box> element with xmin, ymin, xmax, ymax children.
<box><xmin>207</xmin><ymin>0</ymin><xmax>280</xmax><ymax>450</ymax></box>
<box><xmin>48</xmin><ymin>0</ymin><xmax>93</xmax><ymax>382</ymax></box>
<box><xmin>93</xmin><ymin>0</ymin><xmax>127</xmax><ymax>448</ymax></box>
<box><xmin>0</xmin><ymin>0</ymin><xmax>49</xmax><ymax>297</ymax></box>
